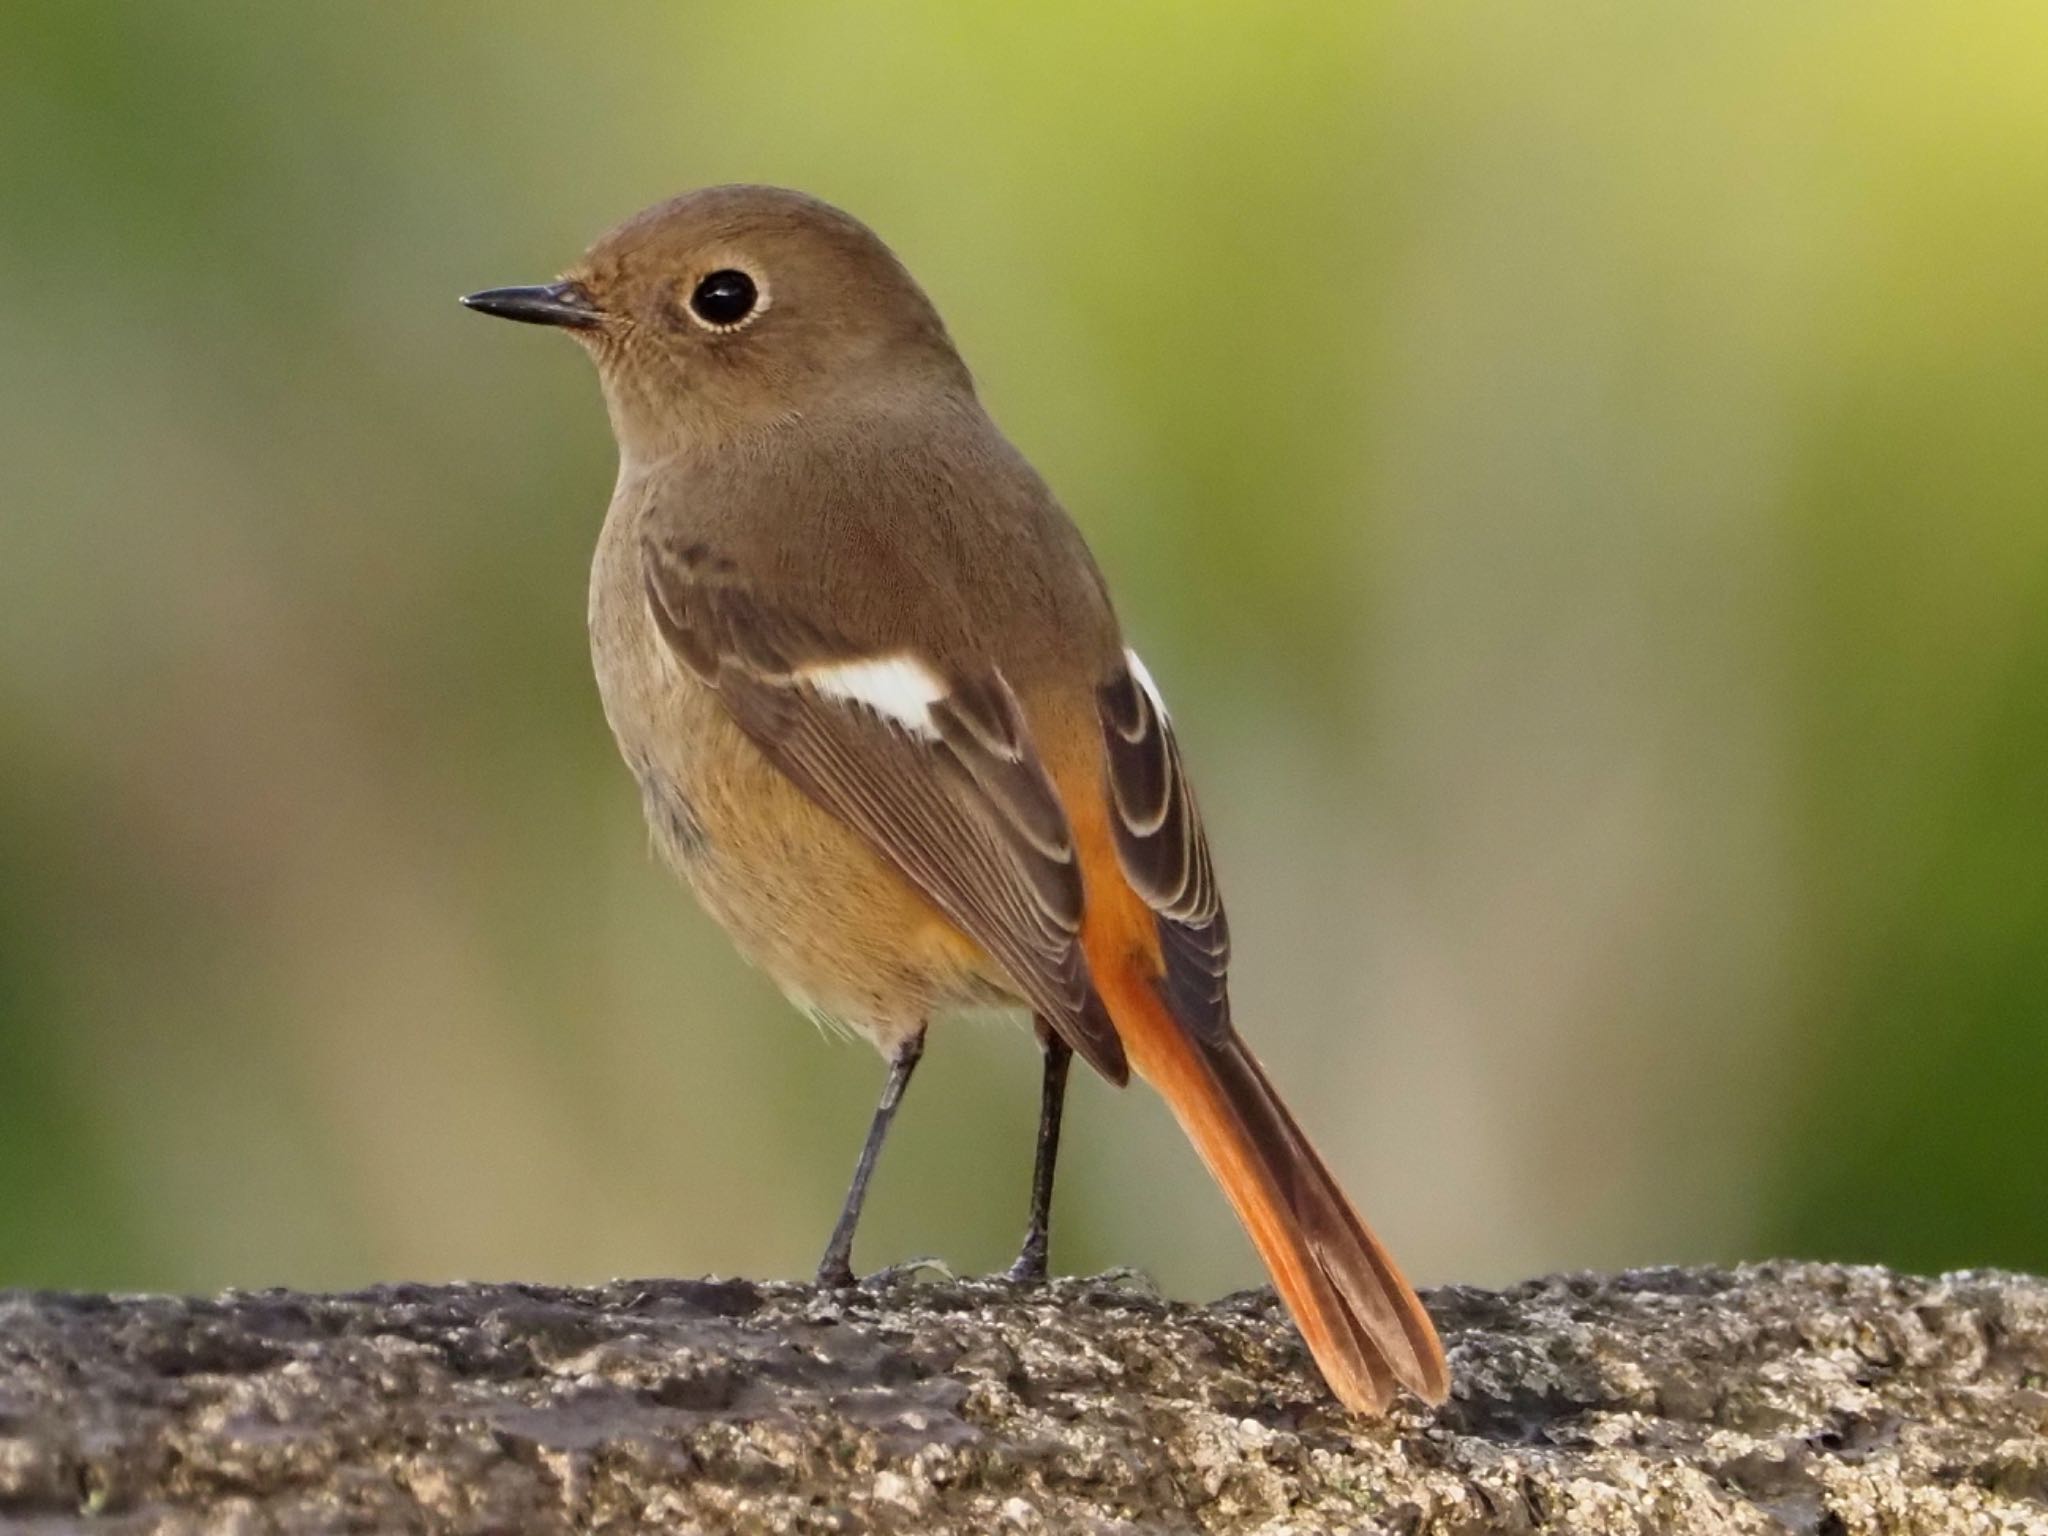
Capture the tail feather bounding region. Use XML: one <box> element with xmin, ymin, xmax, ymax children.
<box><xmin>1208</xmin><ymin>1037</ymin><xmax>1449</xmax><ymax>1401</ymax></box>
<box><xmin>1102</xmin><ymin>967</ymin><xmax>1448</xmax><ymax>1412</ymax></box>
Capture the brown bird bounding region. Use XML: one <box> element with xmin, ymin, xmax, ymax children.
<box><xmin>462</xmin><ymin>185</ymin><xmax>1447</xmax><ymax>1414</ymax></box>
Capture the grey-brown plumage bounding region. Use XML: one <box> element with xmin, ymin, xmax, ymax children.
<box><xmin>462</xmin><ymin>185</ymin><xmax>1447</xmax><ymax>1414</ymax></box>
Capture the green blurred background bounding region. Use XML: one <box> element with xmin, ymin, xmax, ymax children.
<box><xmin>4</xmin><ymin>2</ymin><xmax>2046</xmax><ymax>1299</ymax></box>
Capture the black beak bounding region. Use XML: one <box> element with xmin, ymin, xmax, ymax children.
<box><xmin>460</xmin><ymin>281</ymin><xmax>603</xmax><ymax>329</ymax></box>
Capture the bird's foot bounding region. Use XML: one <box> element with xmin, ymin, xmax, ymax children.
<box><xmin>861</xmin><ymin>1256</ymin><xmax>955</xmax><ymax>1287</ymax></box>
<box><xmin>814</xmin><ymin>1259</ymin><xmax>857</xmax><ymax>1290</ymax></box>
<box><xmin>1004</xmin><ymin>1242</ymin><xmax>1050</xmax><ymax>1286</ymax></box>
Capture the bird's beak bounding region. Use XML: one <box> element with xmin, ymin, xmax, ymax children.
<box><xmin>460</xmin><ymin>280</ymin><xmax>603</xmax><ymax>330</ymax></box>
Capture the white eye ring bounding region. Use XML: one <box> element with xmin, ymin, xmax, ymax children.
<box><xmin>682</xmin><ymin>265</ymin><xmax>770</xmax><ymax>333</ymax></box>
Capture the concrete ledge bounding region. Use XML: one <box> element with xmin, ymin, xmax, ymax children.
<box><xmin>3</xmin><ymin>1262</ymin><xmax>2044</xmax><ymax>1533</ymax></box>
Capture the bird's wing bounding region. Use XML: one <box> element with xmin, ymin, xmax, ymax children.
<box><xmin>641</xmin><ymin>533</ymin><xmax>1128</xmax><ymax>1083</ymax></box>
<box><xmin>1096</xmin><ymin>651</ymin><xmax>1232</xmax><ymax>1039</ymax></box>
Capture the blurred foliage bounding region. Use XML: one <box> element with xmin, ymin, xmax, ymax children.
<box><xmin>3</xmin><ymin>2</ymin><xmax>2046</xmax><ymax>1296</ymax></box>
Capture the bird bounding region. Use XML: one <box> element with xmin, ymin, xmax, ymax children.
<box><xmin>461</xmin><ymin>185</ymin><xmax>1448</xmax><ymax>1415</ymax></box>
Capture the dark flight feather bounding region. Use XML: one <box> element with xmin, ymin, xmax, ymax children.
<box><xmin>1098</xmin><ymin>659</ymin><xmax>1231</xmax><ymax>1041</ymax></box>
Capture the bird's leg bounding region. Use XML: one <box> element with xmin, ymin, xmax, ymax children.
<box><xmin>815</xmin><ymin>1029</ymin><xmax>926</xmax><ymax>1288</ymax></box>
<box><xmin>1006</xmin><ymin>1023</ymin><xmax>1073</xmax><ymax>1285</ymax></box>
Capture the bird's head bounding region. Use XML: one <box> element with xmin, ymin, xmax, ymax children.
<box><xmin>464</xmin><ymin>184</ymin><xmax>971</xmax><ymax>458</ymax></box>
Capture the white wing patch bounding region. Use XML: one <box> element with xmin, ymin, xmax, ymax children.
<box><xmin>800</xmin><ymin>653</ymin><xmax>947</xmax><ymax>738</ymax></box>
<box><xmin>1125</xmin><ymin>648</ymin><xmax>1170</xmax><ymax>720</ymax></box>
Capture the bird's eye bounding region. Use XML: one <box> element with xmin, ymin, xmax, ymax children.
<box><xmin>688</xmin><ymin>269</ymin><xmax>759</xmax><ymax>329</ymax></box>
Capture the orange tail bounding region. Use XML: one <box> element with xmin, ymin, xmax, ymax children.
<box><xmin>1095</xmin><ymin>960</ymin><xmax>1449</xmax><ymax>1413</ymax></box>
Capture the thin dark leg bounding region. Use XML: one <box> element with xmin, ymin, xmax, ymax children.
<box><xmin>1006</xmin><ymin>1025</ymin><xmax>1073</xmax><ymax>1284</ymax></box>
<box><xmin>815</xmin><ymin>1030</ymin><xmax>926</xmax><ymax>1288</ymax></box>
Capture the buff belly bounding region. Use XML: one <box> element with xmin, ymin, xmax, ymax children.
<box><xmin>625</xmin><ymin>676</ymin><xmax>1009</xmax><ymax>1051</ymax></box>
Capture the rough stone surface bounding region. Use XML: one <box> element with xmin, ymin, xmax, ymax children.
<box><xmin>1</xmin><ymin>1263</ymin><xmax>2044</xmax><ymax>1534</ymax></box>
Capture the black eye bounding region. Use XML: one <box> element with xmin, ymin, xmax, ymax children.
<box><xmin>689</xmin><ymin>269</ymin><xmax>758</xmax><ymax>328</ymax></box>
